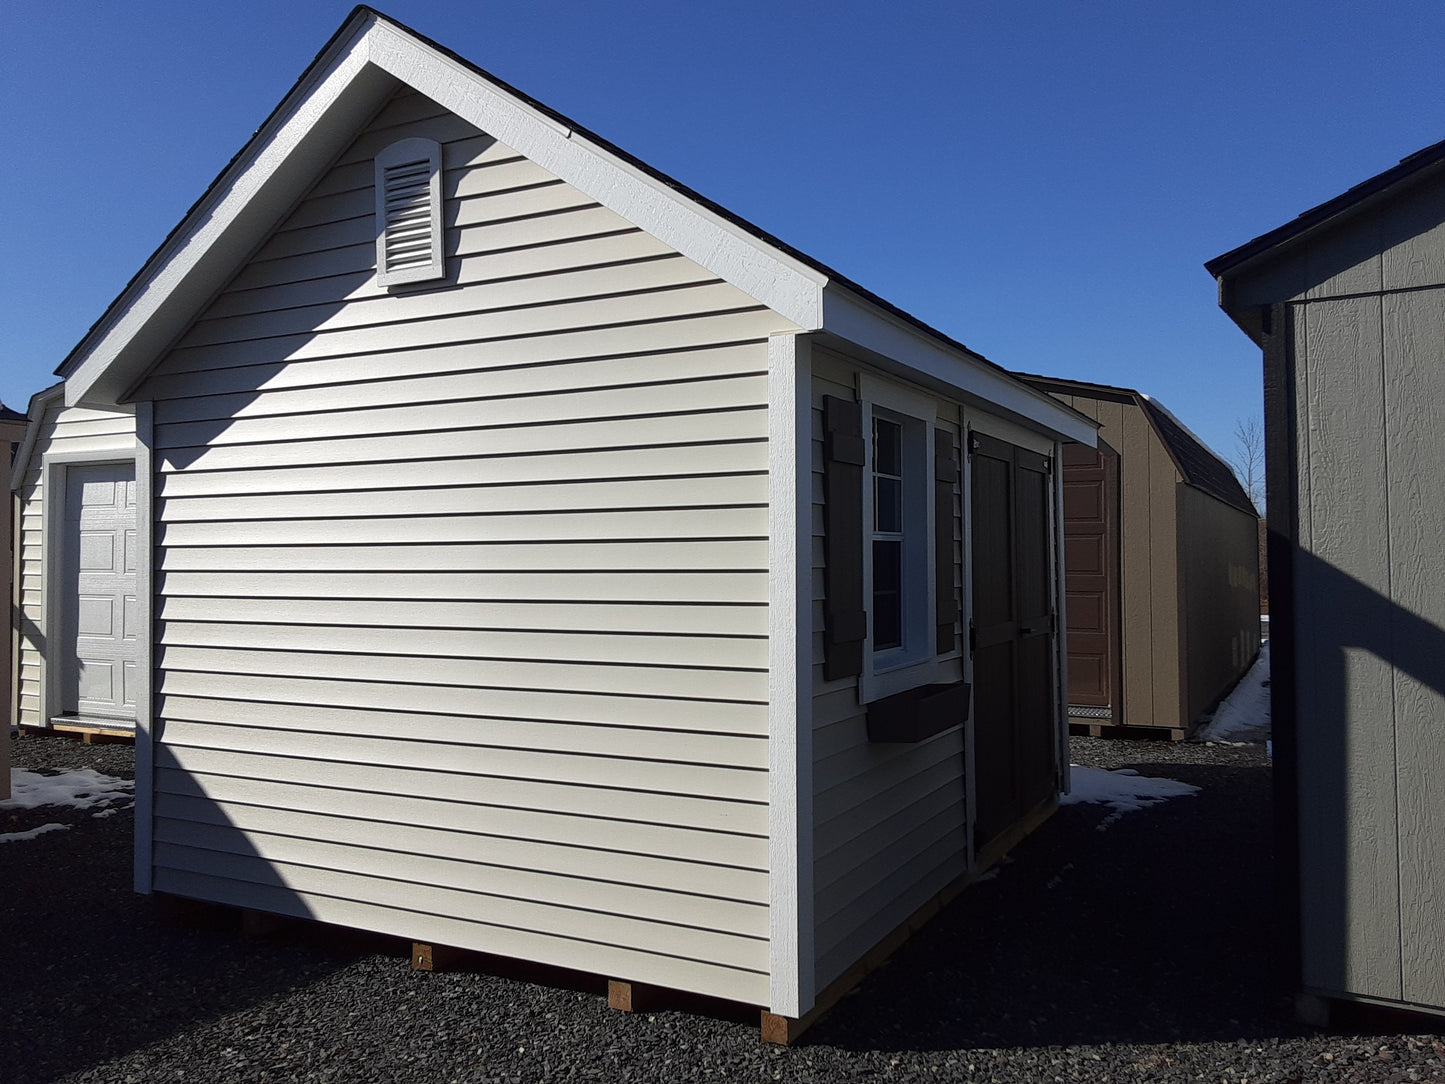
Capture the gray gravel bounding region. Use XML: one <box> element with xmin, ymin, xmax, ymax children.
<box><xmin>4</xmin><ymin>731</ymin><xmax>1443</xmax><ymax>1083</ymax></box>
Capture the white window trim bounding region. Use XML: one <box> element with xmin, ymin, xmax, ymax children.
<box><xmin>858</xmin><ymin>373</ymin><xmax>940</xmax><ymax>703</ymax></box>
<box><xmin>375</xmin><ymin>136</ymin><xmax>445</xmax><ymax>287</ymax></box>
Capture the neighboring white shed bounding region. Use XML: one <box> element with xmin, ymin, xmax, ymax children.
<box><xmin>1210</xmin><ymin>137</ymin><xmax>1445</xmax><ymax>1020</ymax></box>
<box><xmin>9</xmin><ymin>385</ymin><xmax>139</xmax><ymax>739</ymax></box>
<box><xmin>40</xmin><ymin>7</ymin><xmax>1096</xmax><ymax>1040</ymax></box>
<box><xmin>2</xmin><ymin>399</ymin><xmax>30</xmax><ymax>799</ymax></box>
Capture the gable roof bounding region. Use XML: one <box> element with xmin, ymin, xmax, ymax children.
<box><xmin>56</xmin><ymin>6</ymin><xmax>1094</xmax><ymax>445</ymax></box>
<box><xmin>1206</xmin><ymin>137</ymin><xmax>1445</xmax><ymax>281</ymax></box>
<box><xmin>1019</xmin><ymin>374</ymin><xmax>1257</xmax><ymax>516</ymax></box>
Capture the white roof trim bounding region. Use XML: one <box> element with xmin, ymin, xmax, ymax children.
<box><xmin>364</xmin><ymin>21</ymin><xmax>826</xmax><ymax>328</ymax></box>
<box><xmin>60</xmin><ymin>8</ymin><xmax>1074</xmax><ymax>445</ymax></box>
<box><xmin>64</xmin><ymin>17</ymin><xmax>392</xmax><ymax>410</ymax></box>
<box><xmin>819</xmin><ymin>288</ymin><xmax>1099</xmax><ymax>445</ymax></box>
<box><xmin>61</xmin><ymin>11</ymin><xmax>826</xmax><ymax>410</ymax></box>
<box><xmin>9</xmin><ymin>384</ymin><xmax>64</xmax><ymax>493</ymax></box>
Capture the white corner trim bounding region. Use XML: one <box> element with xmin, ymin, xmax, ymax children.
<box><xmin>821</xmin><ymin>288</ymin><xmax>1098</xmax><ymax>446</ymax></box>
<box><xmin>767</xmin><ymin>332</ymin><xmax>814</xmax><ymax>1017</ymax></box>
<box><xmin>132</xmin><ymin>402</ymin><xmax>156</xmax><ymax>893</ymax></box>
<box><xmin>365</xmin><ymin>21</ymin><xmax>827</xmax><ymax>331</ymax></box>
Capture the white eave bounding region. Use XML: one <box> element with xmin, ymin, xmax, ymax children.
<box><xmin>9</xmin><ymin>383</ymin><xmax>64</xmax><ymax>493</ymax></box>
<box><xmin>59</xmin><ymin>7</ymin><xmax>1092</xmax><ymax>449</ymax></box>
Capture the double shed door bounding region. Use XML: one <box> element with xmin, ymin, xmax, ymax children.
<box><xmin>970</xmin><ymin>431</ymin><xmax>1058</xmax><ymax>851</ymax></box>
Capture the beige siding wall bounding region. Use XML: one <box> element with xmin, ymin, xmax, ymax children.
<box><xmin>808</xmin><ymin>347</ymin><xmax>966</xmax><ymax>991</ymax></box>
<box><xmin>13</xmin><ymin>398</ymin><xmax>137</xmax><ymax>729</ymax></box>
<box><xmin>133</xmin><ymin>90</ymin><xmax>799</xmax><ymax>1006</ymax></box>
<box><xmin>1177</xmin><ymin>485</ymin><xmax>1260</xmax><ymax>722</ymax></box>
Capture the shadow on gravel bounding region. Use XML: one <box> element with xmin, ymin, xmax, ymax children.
<box><xmin>0</xmin><ymin>808</ymin><xmax>391</xmax><ymax>1084</ymax></box>
<box><xmin>808</xmin><ymin>751</ymin><xmax>1292</xmax><ymax>1053</ymax></box>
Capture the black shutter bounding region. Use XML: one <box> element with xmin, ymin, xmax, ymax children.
<box><xmin>934</xmin><ymin>427</ymin><xmax>959</xmax><ymax>654</ymax></box>
<box><xmin>823</xmin><ymin>395</ymin><xmax>866</xmax><ymax>680</ymax></box>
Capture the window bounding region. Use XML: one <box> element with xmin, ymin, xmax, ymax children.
<box><xmin>375</xmin><ymin>137</ymin><xmax>445</xmax><ymax>287</ymax></box>
<box><xmin>859</xmin><ymin>376</ymin><xmax>940</xmax><ymax>702</ymax></box>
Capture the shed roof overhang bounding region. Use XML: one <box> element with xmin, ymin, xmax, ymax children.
<box><xmin>58</xmin><ymin>6</ymin><xmax>1093</xmax><ymax>447</ymax></box>
<box><xmin>1206</xmin><ymin>137</ymin><xmax>1445</xmax><ymax>343</ymax></box>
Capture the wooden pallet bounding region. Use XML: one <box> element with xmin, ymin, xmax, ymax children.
<box><xmin>414</xmin><ymin>797</ymin><xmax>1060</xmax><ymax>1045</ymax></box>
<box><xmin>22</xmin><ymin>723</ymin><xmax>135</xmax><ymax>745</ymax></box>
<box><xmin>1068</xmin><ymin>720</ymin><xmax>1189</xmax><ymax>742</ymax></box>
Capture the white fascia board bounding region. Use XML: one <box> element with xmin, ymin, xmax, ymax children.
<box><xmin>365</xmin><ymin>22</ymin><xmax>827</xmax><ymax>331</ymax></box>
<box><xmin>9</xmin><ymin>384</ymin><xmax>64</xmax><ymax>494</ymax></box>
<box><xmin>63</xmin><ymin>17</ymin><xmax>396</xmax><ymax>410</ymax></box>
<box><xmin>819</xmin><ymin>287</ymin><xmax>1098</xmax><ymax>447</ymax></box>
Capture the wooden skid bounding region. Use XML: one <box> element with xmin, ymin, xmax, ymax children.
<box><xmin>764</xmin><ymin>799</ymin><xmax>1060</xmax><ymax>1045</ymax></box>
<box><xmin>167</xmin><ymin>800</ymin><xmax>1060</xmax><ymax>1047</ymax></box>
<box><xmin>26</xmin><ymin>723</ymin><xmax>136</xmax><ymax>744</ymax></box>
<box><xmin>1068</xmin><ymin>721</ymin><xmax>1188</xmax><ymax>742</ymax></box>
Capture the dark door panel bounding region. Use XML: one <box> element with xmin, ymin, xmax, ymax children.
<box><xmin>971</xmin><ymin>432</ymin><xmax>1058</xmax><ymax>852</ymax></box>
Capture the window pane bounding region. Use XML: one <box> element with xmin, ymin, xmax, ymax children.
<box><xmin>873</xmin><ymin>539</ymin><xmax>902</xmax><ymax>649</ymax></box>
<box><xmin>874</xmin><ymin>417</ymin><xmax>901</xmax><ymax>476</ymax></box>
<box><xmin>875</xmin><ymin>477</ymin><xmax>902</xmax><ymax>532</ymax></box>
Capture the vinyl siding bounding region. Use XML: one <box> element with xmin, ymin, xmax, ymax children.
<box><xmin>13</xmin><ymin>398</ymin><xmax>136</xmax><ymax>728</ymax></box>
<box><xmin>132</xmin><ymin>89</ymin><xmax>799</xmax><ymax>1006</ymax></box>
<box><xmin>807</xmin><ymin>347</ymin><xmax>967</xmax><ymax>991</ymax></box>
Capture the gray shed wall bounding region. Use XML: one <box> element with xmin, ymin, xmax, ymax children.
<box><xmin>1229</xmin><ymin>172</ymin><xmax>1445</xmax><ymax>1012</ymax></box>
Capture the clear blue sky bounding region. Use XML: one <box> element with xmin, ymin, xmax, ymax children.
<box><xmin>4</xmin><ymin>0</ymin><xmax>1444</xmax><ymax>464</ymax></box>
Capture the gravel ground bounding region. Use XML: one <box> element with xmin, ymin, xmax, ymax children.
<box><xmin>4</xmin><ymin>731</ymin><xmax>1443</xmax><ymax>1083</ymax></box>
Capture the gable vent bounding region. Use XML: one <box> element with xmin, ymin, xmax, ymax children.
<box><xmin>375</xmin><ymin>137</ymin><xmax>444</xmax><ymax>287</ymax></box>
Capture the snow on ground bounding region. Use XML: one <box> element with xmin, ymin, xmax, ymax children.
<box><xmin>0</xmin><ymin>768</ymin><xmax>134</xmax><ymax>843</ymax></box>
<box><xmin>1196</xmin><ymin>640</ymin><xmax>1272</xmax><ymax>743</ymax></box>
<box><xmin>1061</xmin><ymin>766</ymin><xmax>1201</xmax><ymax>812</ymax></box>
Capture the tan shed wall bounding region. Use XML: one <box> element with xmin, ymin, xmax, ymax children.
<box><xmin>13</xmin><ymin>399</ymin><xmax>137</xmax><ymax>730</ymax></box>
<box><xmin>1049</xmin><ymin>393</ymin><xmax>1185</xmax><ymax>729</ymax></box>
<box><xmin>133</xmin><ymin>89</ymin><xmax>801</xmax><ymax>1006</ymax></box>
<box><xmin>808</xmin><ymin>346</ymin><xmax>968</xmax><ymax>992</ymax></box>
<box><xmin>1177</xmin><ymin>485</ymin><xmax>1261</xmax><ymax>722</ymax></box>
<box><xmin>1232</xmin><ymin>175</ymin><xmax>1445</xmax><ymax>1011</ymax></box>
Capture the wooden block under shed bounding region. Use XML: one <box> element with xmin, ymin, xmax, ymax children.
<box><xmin>607</xmin><ymin>979</ymin><xmax>659</xmax><ymax>1012</ymax></box>
<box><xmin>411</xmin><ymin>942</ymin><xmax>467</xmax><ymax>971</ymax></box>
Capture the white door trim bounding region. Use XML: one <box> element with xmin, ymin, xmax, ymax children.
<box><xmin>40</xmin><ymin>450</ymin><xmax>144</xmax><ymax>733</ymax></box>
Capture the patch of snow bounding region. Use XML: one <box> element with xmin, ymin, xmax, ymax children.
<box><xmin>1197</xmin><ymin>641</ymin><xmax>1271</xmax><ymax>743</ymax></box>
<box><xmin>0</xmin><ymin>822</ymin><xmax>70</xmax><ymax>844</ymax></box>
<box><xmin>1061</xmin><ymin>766</ymin><xmax>1201</xmax><ymax>814</ymax></box>
<box><xmin>1</xmin><ymin>768</ymin><xmax>134</xmax><ymax>812</ymax></box>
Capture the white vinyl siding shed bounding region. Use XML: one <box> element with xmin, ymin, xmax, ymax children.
<box><xmin>10</xmin><ymin>386</ymin><xmax>138</xmax><ymax>733</ymax></box>
<box><xmin>39</xmin><ymin>8</ymin><xmax>1097</xmax><ymax>1033</ymax></box>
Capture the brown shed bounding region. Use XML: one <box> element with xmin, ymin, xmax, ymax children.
<box><xmin>1021</xmin><ymin>376</ymin><xmax>1261</xmax><ymax>738</ymax></box>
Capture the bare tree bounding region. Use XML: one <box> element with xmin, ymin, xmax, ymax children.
<box><xmin>1231</xmin><ymin>415</ymin><xmax>1265</xmax><ymax>513</ymax></box>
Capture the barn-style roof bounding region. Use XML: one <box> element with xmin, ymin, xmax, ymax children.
<box><xmin>1018</xmin><ymin>374</ymin><xmax>1257</xmax><ymax>516</ymax></box>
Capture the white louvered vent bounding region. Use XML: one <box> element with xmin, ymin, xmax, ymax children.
<box><xmin>375</xmin><ymin>137</ymin><xmax>444</xmax><ymax>287</ymax></box>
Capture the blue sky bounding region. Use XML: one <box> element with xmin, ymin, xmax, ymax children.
<box><xmin>4</xmin><ymin>0</ymin><xmax>1443</xmax><ymax>464</ymax></box>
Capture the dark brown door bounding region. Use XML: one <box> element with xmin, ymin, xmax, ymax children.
<box><xmin>1061</xmin><ymin>439</ymin><xmax>1121</xmax><ymax>720</ymax></box>
<box><xmin>971</xmin><ymin>432</ymin><xmax>1058</xmax><ymax>851</ymax></box>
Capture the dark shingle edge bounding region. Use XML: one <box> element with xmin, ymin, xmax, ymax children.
<box><xmin>1205</xmin><ymin>137</ymin><xmax>1445</xmax><ymax>277</ymax></box>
